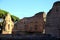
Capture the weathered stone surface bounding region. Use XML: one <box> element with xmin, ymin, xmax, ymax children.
<box><xmin>45</xmin><ymin>1</ymin><xmax>60</xmax><ymax>38</ymax></box>
<box><xmin>13</xmin><ymin>12</ymin><xmax>46</xmax><ymax>34</ymax></box>
<box><xmin>2</xmin><ymin>14</ymin><xmax>14</xmax><ymax>34</ymax></box>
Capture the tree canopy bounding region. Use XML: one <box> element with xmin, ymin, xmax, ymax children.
<box><xmin>0</xmin><ymin>9</ymin><xmax>20</xmax><ymax>33</ymax></box>
<box><xmin>0</xmin><ymin>9</ymin><xmax>20</xmax><ymax>22</ymax></box>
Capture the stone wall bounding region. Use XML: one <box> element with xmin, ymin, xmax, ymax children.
<box><xmin>45</xmin><ymin>1</ymin><xmax>60</xmax><ymax>38</ymax></box>
<box><xmin>2</xmin><ymin>14</ymin><xmax>14</xmax><ymax>34</ymax></box>
<box><xmin>13</xmin><ymin>12</ymin><xmax>46</xmax><ymax>34</ymax></box>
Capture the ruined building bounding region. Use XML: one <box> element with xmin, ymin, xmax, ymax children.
<box><xmin>2</xmin><ymin>14</ymin><xmax>14</xmax><ymax>34</ymax></box>
<box><xmin>45</xmin><ymin>1</ymin><xmax>60</xmax><ymax>38</ymax></box>
<box><xmin>12</xmin><ymin>12</ymin><xmax>46</xmax><ymax>34</ymax></box>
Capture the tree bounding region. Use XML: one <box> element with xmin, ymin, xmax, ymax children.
<box><xmin>0</xmin><ymin>9</ymin><xmax>20</xmax><ymax>34</ymax></box>
<box><xmin>11</xmin><ymin>15</ymin><xmax>20</xmax><ymax>22</ymax></box>
<box><xmin>0</xmin><ymin>9</ymin><xmax>20</xmax><ymax>22</ymax></box>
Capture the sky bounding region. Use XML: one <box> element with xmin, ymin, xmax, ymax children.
<box><xmin>0</xmin><ymin>0</ymin><xmax>59</xmax><ymax>19</ymax></box>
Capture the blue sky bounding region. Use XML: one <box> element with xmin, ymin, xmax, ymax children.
<box><xmin>0</xmin><ymin>0</ymin><xmax>58</xmax><ymax>19</ymax></box>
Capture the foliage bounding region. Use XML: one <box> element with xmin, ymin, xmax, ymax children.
<box><xmin>0</xmin><ymin>9</ymin><xmax>20</xmax><ymax>22</ymax></box>
<box><xmin>11</xmin><ymin>15</ymin><xmax>20</xmax><ymax>22</ymax></box>
<box><xmin>0</xmin><ymin>10</ymin><xmax>8</xmax><ymax>18</ymax></box>
<box><xmin>0</xmin><ymin>9</ymin><xmax>20</xmax><ymax>33</ymax></box>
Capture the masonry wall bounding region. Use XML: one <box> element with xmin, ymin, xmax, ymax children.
<box><xmin>13</xmin><ymin>12</ymin><xmax>46</xmax><ymax>34</ymax></box>
<box><xmin>45</xmin><ymin>1</ymin><xmax>60</xmax><ymax>38</ymax></box>
<box><xmin>2</xmin><ymin>14</ymin><xmax>14</xmax><ymax>34</ymax></box>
